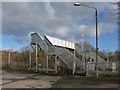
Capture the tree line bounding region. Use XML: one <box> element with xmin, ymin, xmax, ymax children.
<box><xmin>1</xmin><ymin>43</ymin><xmax>119</xmax><ymax>71</ymax></box>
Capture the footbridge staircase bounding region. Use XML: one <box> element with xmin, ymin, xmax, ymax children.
<box><xmin>30</xmin><ymin>32</ymin><xmax>105</xmax><ymax>74</ymax></box>
<box><xmin>30</xmin><ymin>33</ymin><xmax>81</xmax><ymax>74</ymax></box>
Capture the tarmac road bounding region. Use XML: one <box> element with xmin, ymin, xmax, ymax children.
<box><xmin>1</xmin><ymin>70</ymin><xmax>119</xmax><ymax>89</ymax></box>
<box><xmin>52</xmin><ymin>76</ymin><xmax>119</xmax><ymax>88</ymax></box>
<box><xmin>1</xmin><ymin>70</ymin><xmax>61</xmax><ymax>88</ymax></box>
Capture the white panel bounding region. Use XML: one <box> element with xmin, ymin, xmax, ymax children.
<box><xmin>63</xmin><ymin>40</ymin><xmax>65</xmax><ymax>47</ymax></box>
<box><xmin>71</xmin><ymin>43</ymin><xmax>73</xmax><ymax>49</ymax></box>
<box><xmin>68</xmin><ymin>42</ymin><xmax>70</xmax><ymax>49</ymax></box>
<box><xmin>54</xmin><ymin>38</ymin><xmax>57</xmax><ymax>46</ymax></box>
<box><xmin>66</xmin><ymin>41</ymin><xmax>68</xmax><ymax>48</ymax></box>
<box><xmin>57</xmin><ymin>38</ymin><xmax>59</xmax><ymax>46</ymax></box>
<box><xmin>59</xmin><ymin>39</ymin><xmax>62</xmax><ymax>46</ymax></box>
<box><xmin>60</xmin><ymin>39</ymin><xmax>62</xmax><ymax>47</ymax></box>
<box><xmin>46</xmin><ymin>35</ymin><xmax>75</xmax><ymax>49</ymax></box>
<box><xmin>57</xmin><ymin>38</ymin><xmax>60</xmax><ymax>46</ymax></box>
<box><xmin>69</xmin><ymin>43</ymin><xmax>71</xmax><ymax>48</ymax></box>
<box><xmin>71</xmin><ymin>43</ymin><xmax>75</xmax><ymax>49</ymax></box>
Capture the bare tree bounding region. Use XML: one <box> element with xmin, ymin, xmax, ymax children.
<box><xmin>110</xmin><ymin>1</ymin><xmax>120</xmax><ymax>24</ymax></box>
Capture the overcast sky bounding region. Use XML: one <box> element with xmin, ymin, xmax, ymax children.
<box><xmin>1</xmin><ymin>2</ymin><xmax>118</xmax><ymax>51</ymax></box>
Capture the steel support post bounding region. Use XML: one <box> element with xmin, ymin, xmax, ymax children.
<box><xmin>29</xmin><ymin>50</ymin><xmax>32</xmax><ymax>69</ymax></box>
<box><xmin>55</xmin><ymin>55</ymin><xmax>57</xmax><ymax>74</ymax></box>
<box><xmin>35</xmin><ymin>44</ymin><xmax>38</xmax><ymax>72</ymax></box>
<box><xmin>46</xmin><ymin>55</ymin><xmax>48</xmax><ymax>73</ymax></box>
<box><xmin>72</xmin><ymin>50</ymin><xmax>76</xmax><ymax>75</ymax></box>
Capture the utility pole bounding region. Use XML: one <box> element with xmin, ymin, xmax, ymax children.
<box><xmin>81</xmin><ymin>34</ymin><xmax>85</xmax><ymax>69</ymax></box>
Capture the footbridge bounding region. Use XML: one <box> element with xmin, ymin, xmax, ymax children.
<box><xmin>30</xmin><ymin>32</ymin><xmax>105</xmax><ymax>74</ymax></box>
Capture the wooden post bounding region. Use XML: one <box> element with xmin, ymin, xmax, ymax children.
<box><xmin>8</xmin><ymin>52</ymin><xmax>10</xmax><ymax>65</ymax></box>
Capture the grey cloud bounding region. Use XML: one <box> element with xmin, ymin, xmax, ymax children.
<box><xmin>2</xmin><ymin>2</ymin><xmax>117</xmax><ymax>44</ymax></box>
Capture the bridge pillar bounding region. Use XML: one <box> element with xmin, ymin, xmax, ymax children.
<box><xmin>72</xmin><ymin>61</ymin><xmax>76</xmax><ymax>75</ymax></box>
<box><xmin>72</xmin><ymin>50</ymin><xmax>76</xmax><ymax>75</ymax></box>
<box><xmin>55</xmin><ymin>55</ymin><xmax>57</xmax><ymax>74</ymax></box>
<box><xmin>29</xmin><ymin>49</ymin><xmax>32</xmax><ymax>69</ymax></box>
<box><xmin>35</xmin><ymin>44</ymin><xmax>38</xmax><ymax>72</ymax></box>
<box><xmin>46</xmin><ymin>55</ymin><xmax>48</xmax><ymax>73</ymax></box>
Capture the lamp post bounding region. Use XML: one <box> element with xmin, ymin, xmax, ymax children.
<box><xmin>74</xmin><ymin>3</ymin><xmax>99</xmax><ymax>78</ymax></box>
<box><xmin>105</xmin><ymin>49</ymin><xmax>109</xmax><ymax>69</ymax></box>
<box><xmin>81</xmin><ymin>34</ymin><xmax>85</xmax><ymax>69</ymax></box>
<box><xmin>81</xmin><ymin>34</ymin><xmax>84</xmax><ymax>50</ymax></box>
